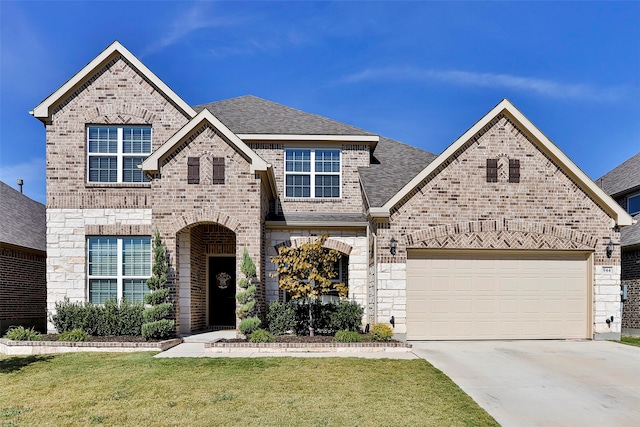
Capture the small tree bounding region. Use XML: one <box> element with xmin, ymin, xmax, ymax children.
<box><xmin>142</xmin><ymin>229</ymin><xmax>175</xmax><ymax>340</ymax></box>
<box><xmin>270</xmin><ymin>235</ymin><xmax>346</xmax><ymax>336</ymax></box>
<box><xmin>236</xmin><ymin>247</ymin><xmax>261</xmax><ymax>336</ymax></box>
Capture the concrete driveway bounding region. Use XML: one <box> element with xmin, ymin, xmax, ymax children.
<box><xmin>412</xmin><ymin>340</ymin><xmax>640</xmax><ymax>427</ymax></box>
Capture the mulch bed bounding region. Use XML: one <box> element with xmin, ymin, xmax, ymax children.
<box><xmin>220</xmin><ymin>334</ymin><xmax>398</xmax><ymax>344</ymax></box>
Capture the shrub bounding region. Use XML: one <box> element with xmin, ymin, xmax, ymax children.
<box><xmin>334</xmin><ymin>330</ymin><xmax>362</xmax><ymax>343</ymax></box>
<box><xmin>142</xmin><ymin>303</ymin><xmax>172</xmax><ymax>324</ymax></box>
<box><xmin>371</xmin><ymin>323</ymin><xmax>394</xmax><ymax>342</ymax></box>
<box><xmin>330</xmin><ymin>300</ymin><xmax>364</xmax><ymax>332</ymax></box>
<box><xmin>293</xmin><ymin>300</ymin><xmax>333</xmax><ymax>335</ymax></box>
<box><xmin>239</xmin><ymin>317</ymin><xmax>261</xmax><ymax>336</ymax></box>
<box><xmin>51</xmin><ymin>297</ymin><xmax>145</xmax><ymax>336</ymax></box>
<box><xmin>4</xmin><ymin>326</ymin><xmax>42</xmax><ymax>341</ymax></box>
<box><xmin>58</xmin><ymin>329</ymin><xmax>90</xmax><ymax>342</ymax></box>
<box><xmin>144</xmin><ymin>288</ymin><xmax>169</xmax><ymax>306</ymax></box>
<box><xmin>249</xmin><ymin>328</ymin><xmax>274</xmax><ymax>343</ymax></box>
<box><xmin>141</xmin><ymin>319</ymin><xmax>175</xmax><ymax>340</ymax></box>
<box><xmin>266</xmin><ymin>301</ymin><xmax>296</xmax><ymax>335</ymax></box>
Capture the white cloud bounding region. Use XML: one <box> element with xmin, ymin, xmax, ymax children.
<box><xmin>142</xmin><ymin>2</ymin><xmax>239</xmax><ymax>57</ymax></box>
<box><xmin>340</xmin><ymin>66</ymin><xmax>627</xmax><ymax>101</ymax></box>
<box><xmin>0</xmin><ymin>157</ymin><xmax>46</xmax><ymax>203</ymax></box>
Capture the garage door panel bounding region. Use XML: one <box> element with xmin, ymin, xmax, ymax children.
<box><xmin>407</xmin><ymin>251</ymin><xmax>589</xmax><ymax>340</ymax></box>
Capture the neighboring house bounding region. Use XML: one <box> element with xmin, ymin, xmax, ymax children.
<box><xmin>31</xmin><ymin>41</ymin><xmax>633</xmax><ymax>340</ymax></box>
<box><xmin>0</xmin><ymin>181</ymin><xmax>47</xmax><ymax>335</ymax></box>
<box><xmin>597</xmin><ymin>152</ymin><xmax>640</xmax><ymax>333</ymax></box>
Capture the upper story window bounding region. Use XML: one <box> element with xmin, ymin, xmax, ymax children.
<box><xmin>87</xmin><ymin>236</ymin><xmax>151</xmax><ymax>304</ymax></box>
<box><xmin>87</xmin><ymin>126</ymin><xmax>151</xmax><ymax>183</ymax></box>
<box><xmin>285</xmin><ymin>149</ymin><xmax>341</xmax><ymax>198</ymax></box>
<box><xmin>628</xmin><ymin>194</ymin><xmax>640</xmax><ymax>215</ymax></box>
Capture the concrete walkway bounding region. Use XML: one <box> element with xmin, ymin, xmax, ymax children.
<box><xmin>155</xmin><ymin>330</ymin><xmax>418</xmax><ymax>359</ymax></box>
<box><xmin>412</xmin><ymin>340</ymin><xmax>640</xmax><ymax>427</ymax></box>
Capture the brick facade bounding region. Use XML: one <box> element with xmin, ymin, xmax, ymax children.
<box><xmin>0</xmin><ymin>245</ymin><xmax>47</xmax><ymax>334</ymax></box>
<box><xmin>622</xmin><ymin>250</ymin><xmax>640</xmax><ymax>330</ymax></box>
<box><xmin>375</xmin><ymin>115</ymin><xmax>621</xmax><ymax>337</ymax></box>
<box><xmin>37</xmin><ymin>43</ymin><xmax>626</xmax><ymax>339</ymax></box>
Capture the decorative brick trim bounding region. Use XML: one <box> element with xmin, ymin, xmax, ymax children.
<box><xmin>404</xmin><ymin>219</ymin><xmax>596</xmax><ymax>250</ymax></box>
<box><xmin>85</xmin><ymin>224</ymin><xmax>153</xmax><ymax>236</ymax></box>
<box><xmin>85</xmin><ymin>103</ymin><xmax>155</xmax><ymax>124</ymax></box>
<box><xmin>274</xmin><ymin>236</ymin><xmax>353</xmax><ymax>255</ymax></box>
<box><xmin>170</xmin><ymin>209</ymin><xmax>241</xmax><ymax>234</ymax></box>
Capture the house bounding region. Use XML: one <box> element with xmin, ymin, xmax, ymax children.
<box><xmin>31</xmin><ymin>41</ymin><xmax>633</xmax><ymax>340</ymax></box>
<box><xmin>597</xmin><ymin>153</ymin><xmax>640</xmax><ymax>334</ymax></box>
<box><xmin>0</xmin><ymin>181</ymin><xmax>47</xmax><ymax>335</ymax></box>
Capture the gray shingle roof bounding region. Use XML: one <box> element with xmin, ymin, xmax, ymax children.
<box><xmin>596</xmin><ymin>151</ymin><xmax>640</xmax><ymax>196</ymax></box>
<box><xmin>359</xmin><ymin>137</ymin><xmax>438</xmax><ymax>207</ymax></box>
<box><xmin>266</xmin><ymin>212</ymin><xmax>368</xmax><ymax>224</ymax></box>
<box><xmin>193</xmin><ymin>95</ymin><xmax>437</xmax><ymax>208</ymax></box>
<box><xmin>0</xmin><ymin>181</ymin><xmax>46</xmax><ymax>252</ymax></box>
<box><xmin>194</xmin><ymin>95</ymin><xmax>376</xmax><ymax>136</ymax></box>
<box><xmin>622</xmin><ymin>214</ymin><xmax>640</xmax><ymax>249</ymax></box>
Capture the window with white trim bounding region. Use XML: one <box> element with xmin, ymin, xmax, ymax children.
<box><xmin>283</xmin><ymin>254</ymin><xmax>348</xmax><ymax>304</ymax></box>
<box><xmin>87</xmin><ymin>126</ymin><xmax>151</xmax><ymax>183</ymax></box>
<box><xmin>87</xmin><ymin>237</ymin><xmax>151</xmax><ymax>304</ymax></box>
<box><xmin>629</xmin><ymin>194</ymin><xmax>640</xmax><ymax>215</ymax></box>
<box><xmin>285</xmin><ymin>149</ymin><xmax>340</xmax><ymax>198</ymax></box>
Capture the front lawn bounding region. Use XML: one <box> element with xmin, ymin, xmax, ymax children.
<box><xmin>0</xmin><ymin>353</ymin><xmax>497</xmax><ymax>426</ymax></box>
<box><xmin>620</xmin><ymin>335</ymin><xmax>640</xmax><ymax>348</ymax></box>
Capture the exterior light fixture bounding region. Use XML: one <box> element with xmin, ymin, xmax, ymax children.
<box><xmin>390</xmin><ymin>237</ymin><xmax>397</xmax><ymax>255</ymax></box>
<box><xmin>606</xmin><ymin>241</ymin><xmax>614</xmax><ymax>258</ymax></box>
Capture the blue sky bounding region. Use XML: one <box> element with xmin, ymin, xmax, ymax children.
<box><xmin>1</xmin><ymin>1</ymin><xmax>639</xmax><ymax>204</ymax></box>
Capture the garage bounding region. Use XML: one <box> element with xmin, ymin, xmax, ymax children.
<box><xmin>406</xmin><ymin>250</ymin><xmax>591</xmax><ymax>340</ymax></box>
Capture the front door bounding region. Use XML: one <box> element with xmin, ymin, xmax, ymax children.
<box><xmin>209</xmin><ymin>256</ymin><xmax>236</xmax><ymax>327</ymax></box>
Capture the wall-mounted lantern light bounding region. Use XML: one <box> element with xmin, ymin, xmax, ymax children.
<box><xmin>606</xmin><ymin>240</ymin><xmax>614</xmax><ymax>258</ymax></box>
<box><xmin>390</xmin><ymin>237</ymin><xmax>397</xmax><ymax>255</ymax></box>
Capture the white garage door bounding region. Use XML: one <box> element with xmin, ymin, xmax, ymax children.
<box><xmin>406</xmin><ymin>251</ymin><xmax>591</xmax><ymax>340</ymax></box>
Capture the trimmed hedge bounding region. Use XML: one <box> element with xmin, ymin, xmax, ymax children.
<box><xmin>266</xmin><ymin>300</ymin><xmax>363</xmax><ymax>336</ymax></box>
<box><xmin>51</xmin><ymin>298</ymin><xmax>145</xmax><ymax>336</ymax></box>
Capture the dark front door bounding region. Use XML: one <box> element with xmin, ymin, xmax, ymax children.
<box><xmin>209</xmin><ymin>256</ymin><xmax>236</xmax><ymax>327</ymax></box>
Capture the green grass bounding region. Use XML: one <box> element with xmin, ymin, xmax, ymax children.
<box><xmin>619</xmin><ymin>335</ymin><xmax>640</xmax><ymax>348</ymax></box>
<box><xmin>0</xmin><ymin>353</ymin><xmax>497</xmax><ymax>427</ymax></box>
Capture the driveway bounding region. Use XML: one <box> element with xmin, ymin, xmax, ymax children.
<box><xmin>412</xmin><ymin>340</ymin><xmax>640</xmax><ymax>427</ymax></box>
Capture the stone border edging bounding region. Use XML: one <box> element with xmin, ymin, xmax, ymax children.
<box><xmin>0</xmin><ymin>338</ymin><xmax>183</xmax><ymax>355</ymax></box>
<box><xmin>206</xmin><ymin>341</ymin><xmax>412</xmax><ymax>353</ymax></box>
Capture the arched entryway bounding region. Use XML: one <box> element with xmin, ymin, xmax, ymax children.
<box><xmin>177</xmin><ymin>223</ymin><xmax>237</xmax><ymax>334</ymax></box>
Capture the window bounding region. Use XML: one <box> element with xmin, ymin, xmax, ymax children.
<box><xmin>285</xmin><ymin>149</ymin><xmax>340</xmax><ymax>198</ymax></box>
<box><xmin>87</xmin><ymin>237</ymin><xmax>151</xmax><ymax>304</ymax></box>
<box><xmin>629</xmin><ymin>194</ymin><xmax>640</xmax><ymax>215</ymax></box>
<box><xmin>87</xmin><ymin>126</ymin><xmax>151</xmax><ymax>183</ymax></box>
<box><xmin>509</xmin><ymin>159</ymin><xmax>520</xmax><ymax>183</ymax></box>
<box><xmin>486</xmin><ymin>159</ymin><xmax>498</xmax><ymax>182</ymax></box>
<box><xmin>283</xmin><ymin>254</ymin><xmax>348</xmax><ymax>304</ymax></box>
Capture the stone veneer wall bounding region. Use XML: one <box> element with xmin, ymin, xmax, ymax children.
<box><xmin>265</xmin><ymin>229</ymin><xmax>369</xmax><ymax>321</ymax></box>
<box><xmin>375</xmin><ymin>115</ymin><xmax>622</xmax><ymax>339</ymax></box>
<box><xmin>46</xmin><ymin>208</ymin><xmax>152</xmax><ymax>332</ymax></box>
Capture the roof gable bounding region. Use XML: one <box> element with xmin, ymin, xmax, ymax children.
<box><xmin>31</xmin><ymin>41</ymin><xmax>196</xmax><ymax>122</ymax></box>
<box><xmin>371</xmin><ymin>99</ymin><xmax>633</xmax><ymax>227</ymax></box>
<box><xmin>141</xmin><ymin>108</ymin><xmax>269</xmax><ymax>174</ymax></box>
